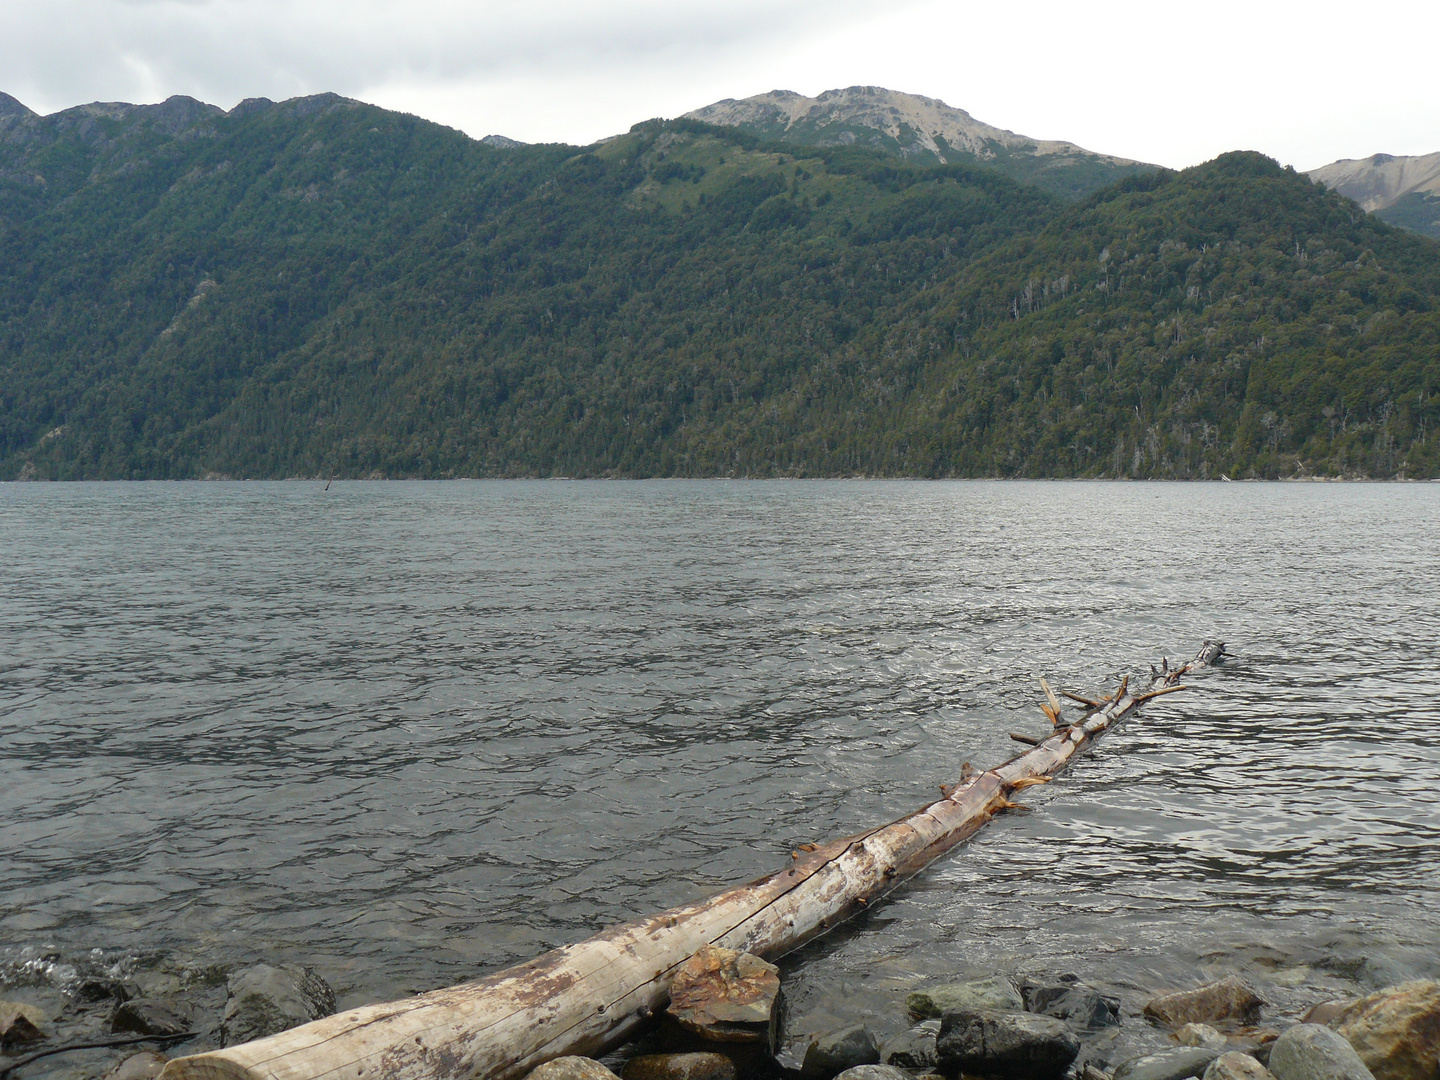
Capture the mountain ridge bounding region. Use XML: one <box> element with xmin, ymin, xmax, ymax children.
<box><xmin>1</xmin><ymin>90</ymin><xmax>1436</xmax><ymax>481</ymax></box>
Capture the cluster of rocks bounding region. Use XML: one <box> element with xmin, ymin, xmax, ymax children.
<box><xmin>4</xmin><ymin>948</ymin><xmax>1436</xmax><ymax>1080</ymax></box>
<box><xmin>0</xmin><ymin>962</ymin><xmax>336</xmax><ymax>1079</ymax></box>
<box><xmin>518</xmin><ymin>960</ymin><xmax>1440</xmax><ymax>1080</ymax></box>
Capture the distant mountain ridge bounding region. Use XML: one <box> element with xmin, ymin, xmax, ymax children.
<box><xmin>1</xmin><ymin>89</ymin><xmax>1437</xmax><ymax>481</ymax></box>
<box><xmin>1308</xmin><ymin>152</ymin><xmax>1440</xmax><ymax>238</ymax></box>
<box><xmin>686</xmin><ymin>85</ymin><xmax>1154</xmax><ymax>199</ymax></box>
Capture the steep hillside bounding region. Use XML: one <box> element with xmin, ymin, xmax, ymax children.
<box><xmin>878</xmin><ymin>154</ymin><xmax>1440</xmax><ymax>478</ymax></box>
<box><xmin>1309</xmin><ymin>152</ymin><xmax>1440</xmax><ymax>238</ymax></box>
<box><xmin>1</xmin><ymin>93</ymin><xmax>1436</xmax><ymax>480</ymax></box>
<box><xmin>686</xmin><ymin>86</ymin><xmax>1153</xmax><ymax>199</ymax></box>
<box><xmin>0</xmin><ymin>95</ymin><xmax>1057</xmax><ymax>478</ymax></box>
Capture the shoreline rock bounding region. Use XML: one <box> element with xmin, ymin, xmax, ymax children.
<box><xmin>1269</xmin><ymin>1024</ymin><xmax>1376</xmax><ymax>1080</ymax></box>
<box><xmin>880</xmin><ymin>1019</ymin><xmax>940</xmax><ymax>1070</ymax></box>
<box><xmin>1113</xmin><ymin>1047</ymin><xmax>1223</xmax><ymax>1080</ymax></box>
<box><xmin>1144</xmin><ymin>978</ymin><xmax>1265</xmax><ymax>1031</ymax></box>
<box><xmin>622</xmin><ymin>1053</ymin><xmax>737</xmax><ymax>1080</ymax></box>
<box><xmin>802</xmin><ymin>1025</ymin><xmax>880</xmax><ymax>1079</ymax></box>
<box><xmin>1330</xmin><ymin>980</ymin><xmax>1440</xmax><ymax>1080</ymax></box>
<box><xmin>111</xmin><ymin>997</ymin><xmax>194</xmax><ymax>1037</ymax></box>
<box><xmin>936</xmin><ymin>1007</ymin><xmax>1081</xmax><ymax>1080</ymax></box>
<box><xmin>908</xmin><ymin>976</ymin><xmax>1023</xmax><ymax>1020</ymax></box>
<box><xmin>0</xmin><ymin>1000</ymin><xmax>48</xmax><ymax>1046</ymax></box>
<box><xmin>220</xmin><ymin>963</ymin><xmax>335</xmax><ymax>1047</ymax></box>
<box><xmin>1204</xmin><ymin>1052</ymin><xmax>1276</xmax><ymax>1080</ymax></box>
<box><xmin>667</xmin><ymin>946</ymin><xmax>782</xmax><ymax>1050</ymax></box>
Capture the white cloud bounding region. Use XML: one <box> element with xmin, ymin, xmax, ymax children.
<box><xmin>2</xmin><ymin>0</ymin><xmax>1438</xmax><ymax>169</ymax></box>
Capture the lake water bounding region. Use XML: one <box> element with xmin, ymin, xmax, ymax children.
<box><xmin>2</xmin><ymin>480</ymin><xmax>1438</xmax><ymax>1065</ymax></box>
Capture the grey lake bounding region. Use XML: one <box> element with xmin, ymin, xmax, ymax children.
<box><xmin>2</xmin><ymin>480</ymin><xmax>1437</xmax><ymax>1061</ymax></box>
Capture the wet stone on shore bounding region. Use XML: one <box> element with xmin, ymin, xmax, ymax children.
<box><xmin>529</xmin><ymin>1056</ymin><xmax>624</xmax><ymax>1080</ymax></box>
<box><xmin>1268</xmin><ymin>1025</ymin><xmax>1376</xmax><ymax>1080</ymax></box>
<box><xmin>667</xmin><ymin>946</ymin><xmax>783</xmax><ymax>1052</ymax></box>
<box><xmin>1113</xmin><ymin>1047</ymin><xmax>1224</xmax><ymax>1080</ymax></box>
<box><xmin>1144</xmin><ymin>978</ymin><xmax>1265</xmax><ymax>1031</ymax></box>
<box><xmin>832</xmin><ymin>1066</ymin><xmax>911</xmax><ymax>1080</ymax></box>
<box><xmin>879</xmin><ymin>1019</ymin><xmax>940</xmax><ymax>1069</ymax></box>
<box><xmin>935</xmin><ymin>1007</ymin><xmax>1081</xmax><ymax>1080</ymax></box>
<box><xmin>1204</xmin><ymin>1052</ymin><xmax>1278</xmax><ymax>1080</ymax></box>
<box><xmin>1175</xmin><ymin>1024</ymin><xmax>1231</xmax><ymax>1050</ymax></box>
<box><xmin>907</xmin><ymin>976</ymin><xmax>1024</xmax><ymax>1020</ymax></box>
<box><xmin>802</xmin><ymin>1025</ymin><xmax>881</xmax><ymax>1079</ymax></box>
<box><xmin>1023</xmin><ymin>979</ymin><xmax>1121</xmax><ymax>1030</ymax></box>
<box><xmin>111</xmin><ymin>998</ymin><xmax>194</xmax><ymax>1038</ymax></box>
<box><xmin>1329</xmin><ymin>980</ymin><xmax>1440</xmax><ymax>1080</ymax></box>
<box><xmin>0</xmin><ymin>1000</ymin><xmax>48</xmax><ymax>1046</ymax></box>
<box><xmin>621</xmin><ymin>1052</ymin><xmax>738</xmax><ymax>1080</ymax></box>
<box><xmin>104</xmin><ymin>1050</ymin><xmax>170</xmax><ymax>1080</ymax></box>
<box><xmin>220</xmin><ymin>963</ymin><xmax>335</xmax><ymax>1046</ymax></box>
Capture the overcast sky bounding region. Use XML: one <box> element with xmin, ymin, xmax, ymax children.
<box><xmin>3</xmin><ymin>0</ymin><xmax>1437</xmax><ymax>172</ymax></box>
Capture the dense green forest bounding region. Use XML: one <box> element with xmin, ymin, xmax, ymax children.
<box><xmin>1</xmin><ymin>92</ymin><xmax>1437</xmax><ymax>479</ymax></box>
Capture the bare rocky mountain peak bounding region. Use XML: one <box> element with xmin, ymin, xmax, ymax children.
<box><xmin>1308</xmin><ymin>151</ymin><xmax>1440</xmax><ymax>212</ymax></box>
<box><xmin>1308</xmin><ymin>151</ymin><xmax>1440</xmax><ymax>238</ymax></box>
<box><xmin>685</xmin><ymin>84</ymin><xmax>1139</xmax><ymax>167</ymax></box>
<box><xmin>0</xmin><ymin>91</ymin><xmax>36</xmax><ymax>120</ymax></box>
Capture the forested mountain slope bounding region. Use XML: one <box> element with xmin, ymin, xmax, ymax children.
<box><xmin>1</xmin><ymin>93</ymin><xmax>1436</xmax><ymax>479</ymax></box>
<box><xmin>879</xmin><ymin>153</ymin><xmax>1440</xmax><ymax>478</ymax></box>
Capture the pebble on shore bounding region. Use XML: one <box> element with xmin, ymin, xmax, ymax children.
<box><xmin>1204</xmin><ymin>1051</ymin><xmax>1278</xmax><ymax>1080</ymax></box>
<box><xmin>0</xmin><ymin>1000</ymin><xmax>48</xmax><ymax>1046</ymax></box>
<box><xmin>104</xmin><ymin>1050</ymin><xmax>171</xmax><ymax>1080</ymax></box>
<box><xmin>527</xmin><ymin>1056</ymin><xmax>624</xmax><ymax>1080</ymax></box>
<box><xmin>1176</xmin><ymin>1024</ymin><xmax>1232</xmax><ymax>1050</ymax></box>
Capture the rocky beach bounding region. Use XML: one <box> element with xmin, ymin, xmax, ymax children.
<box><xmin>2</xmin><ymin>945</ymin><xmax>1437</xmax><ymax>1080</ymax></box>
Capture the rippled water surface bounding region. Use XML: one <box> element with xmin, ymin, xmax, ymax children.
<box><xmin>2</xmin><ymin>480</ymin><xmax>1438</xmax><ymax>1059</ymax></box>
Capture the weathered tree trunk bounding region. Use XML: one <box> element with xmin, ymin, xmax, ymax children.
<box><xmin>162</xmin><ymin>643</ymin><xmax>1225</xmax><ymax>1080</ymax></box>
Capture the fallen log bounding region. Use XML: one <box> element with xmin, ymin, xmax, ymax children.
<box><xmin>162</xmin><ymin>641</ymin><xmax>1226</xmax><ymax>1080</ymax></box>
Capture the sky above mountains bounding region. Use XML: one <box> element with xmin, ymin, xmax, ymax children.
<box><xmin>2</xmin><ymin>0</ymin><xmax>1437</xmax><ymax>171</ymax></box>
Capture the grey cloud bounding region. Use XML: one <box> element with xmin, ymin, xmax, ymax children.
<box><xmin>1</xmin><ymin>0</ymin><xmax>881</xmax><ymax>114</ymax></box>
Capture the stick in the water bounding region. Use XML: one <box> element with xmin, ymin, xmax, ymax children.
<box><xmin>160</xmin><ymin>641</ymin><xmax>1226</xmax><ymax>1080</ymax></box>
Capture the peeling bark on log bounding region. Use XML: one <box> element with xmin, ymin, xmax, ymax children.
<box><xmin>161</xmin><ymin>642</ymin><xmax>1226</xmax><ymax>1080</ymax></box>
